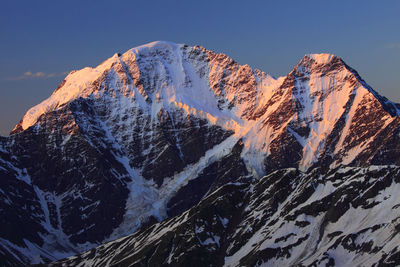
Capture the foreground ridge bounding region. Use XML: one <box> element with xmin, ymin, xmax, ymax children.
<box><xmin>50</xmin><ymin>166</ymin><xmax>400</xmax><ymax>266</ymax></box>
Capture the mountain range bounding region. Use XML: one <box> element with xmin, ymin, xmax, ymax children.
<box><xmin>1</xmin><ymin>41</ymin><xmax>400</xmax><ymax>266</ymax></box>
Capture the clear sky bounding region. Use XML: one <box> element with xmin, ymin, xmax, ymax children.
<box><xmin>1</xmin><ymin>0</ymin><xmax>399</xmax><ymax>136</ymax></box>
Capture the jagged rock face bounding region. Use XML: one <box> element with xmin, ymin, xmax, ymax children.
<box><xmin>166</xmin><ymin>140</ymin><xmax>248</xmax><ymax>218</ymax></box>
<box><xmin>1</xmin><ymin>41</ymin><xmax>400</xmax><ymax>265</ymax></box>
<box><xmin>50</xmin><ymin>166</ymin><xmax>400</xmax><ymax>267</ymax></box>
<box><xmin>253</xmin><ymin>54</ymin><xmax>400</xmax><ymax>173</ymax></box>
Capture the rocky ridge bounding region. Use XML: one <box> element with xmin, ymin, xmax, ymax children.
<box><xmin>50</xmin><ymin>166</ymin><xmax>400</xmax><ymax>266</ymax></box>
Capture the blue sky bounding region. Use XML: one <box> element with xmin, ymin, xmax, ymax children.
<box><xmin>0</xmin><ymin>0</ymin><xmax>399</xmax><ymax>135</ymax></box>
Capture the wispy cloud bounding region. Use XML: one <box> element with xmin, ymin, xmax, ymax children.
<box><xmin>385</xmin><ymin>43</ymin><xmax>400</xmax><ymax>49</ymax></box>
<box><xmin>6</xmin><ymin>71</ymin><xmax>69</xmax><ymax>81</ymax></box>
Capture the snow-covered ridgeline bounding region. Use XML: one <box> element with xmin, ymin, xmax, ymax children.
<box><xmin>13</xmin><ymin>42</ymin><xmax>399</xmax><ymax>174</ymax></box>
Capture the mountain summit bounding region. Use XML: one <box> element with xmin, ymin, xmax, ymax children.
<box><xmin>1</xmin><ymin>41</ymin><xmax>400</xmax><ymax>265</ymax></box>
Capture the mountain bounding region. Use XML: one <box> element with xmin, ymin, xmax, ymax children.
<box><xmin>1</xmin><ymin>41</ymin><xmax>400</xmax><ymax>266</ymax></box>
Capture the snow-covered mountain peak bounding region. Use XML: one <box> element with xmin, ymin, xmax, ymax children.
<box><xmin>10</xmin><ymin>41</ymin><xmax>267</xmax><ymax>134</ymax></box>
<box><xmin>11</xmin><ymin>41</ymin><xmax>187</xmax><ymax>133</ymax></box>
<box><xmin>292</xmin><ymin>53</ymin><xmax>343</xmax><ymax>74</ymax></box>
<box><xmin>290</xmin><ymin>53</ymin><xmax>400</xmax><ymax>117</ymax></box>
<box><xmin>305</xmin><ymin>53</ymin><xmax>337</xmax><ymax>64</ymax></box>
<box><xmin>127</xmin><ymin>40</ymin><xmax>180</xmax><ymax>55</ymax></box>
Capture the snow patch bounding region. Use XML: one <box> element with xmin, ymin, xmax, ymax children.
<box><xmin>307</xmin><ymin>53</ymin><xmax>335</xmax><ymax>64</ymax></box>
